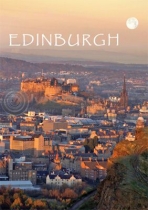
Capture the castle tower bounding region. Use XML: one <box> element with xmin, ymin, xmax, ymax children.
<box><xmin>120</xmin><ymin>75</ymin><xmax>128</xmax><ymax>109</ymax></box>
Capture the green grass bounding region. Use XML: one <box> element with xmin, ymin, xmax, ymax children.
<box><xmin>118</xmin><ymin>155</ymin><xmax>148</xmax><ymax>198</ymax></box>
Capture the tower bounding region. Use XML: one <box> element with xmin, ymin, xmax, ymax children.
<box><xmin>120</xmin><ymin>75</ymin><xmax>128</xmax><ymax>109</ymax></box>
<box><xmin>136</xmin><ymin>117</ymin><xmax>145</xmax><ymax>129</ymax></box>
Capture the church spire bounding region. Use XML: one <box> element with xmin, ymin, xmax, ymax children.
<box><xmin>123</xmin><ymin>74</ymin><xmax>126</xmax><ymax>92</ymax></box>
<box><xmin>120</xmin><ymin>75</ymin><xmax>128</xmax><ymax>109</ymax></box>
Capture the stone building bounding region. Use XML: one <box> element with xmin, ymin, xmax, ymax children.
<box><xmin>80</xmin><ymin>161</ymin><xmax>107</xmax><ymax>181</ymax></box>
<box><xmin>87</xmin><ymin>103</ymin><xmax>105</xmax><ymax>115</ymax></box>
<box><xmin>42</xmin><ymin>118</ymin><xmax>68</xmax><ymax>132</ymax></box>
<box><xmin>93</xmin><ymin>144</ymin><xmax>112</xmax><ymax>160</ymax></box>
<box><xmin>20</xmin><ymin>121</ymin><xmax>36</xmax><ymax>131</ymax></box>
<box><xmin>61</xmin><ymin>157</ymin><xmax>81</xmax><ymax>173</ymax></box>
<box><xmin>46</xmin><ymin>172</ymin><xmax>82</xmax><ymax>186</ymax></box>
<box><xmin>8</xmin><ymin>160</ymin><xmax>36</xmax><ymax>185</ymax></box>
<box><xmin>10</xmin><ymin>134</ymin><xmax>44</xmax><ymax>157</ymax></box>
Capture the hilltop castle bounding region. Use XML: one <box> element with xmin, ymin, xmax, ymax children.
<box><xmin>21</xmin><ymin>77</ymin><xmax>79</xmax><ymax>97</ymax></box>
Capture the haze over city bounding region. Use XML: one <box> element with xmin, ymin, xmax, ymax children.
<box><xmin>0</xmin><ymin>0</ymin><xmax>148</xmax><ymax>63</ymax></box>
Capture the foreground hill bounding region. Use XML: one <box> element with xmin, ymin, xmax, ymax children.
<box><xmin>94</xmin><ymin>128</ymin><xmax>148</xmax><ymax>210</ymax></box>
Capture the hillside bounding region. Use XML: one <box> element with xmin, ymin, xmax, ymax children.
<box><xmin>0</xmin><ymin>57</ymin><xmax>147</xmax><ymax>78</ymax></box>
<box><xmin>94</xmin><ymin>127</ymin><xmax>148</xmax><ymax>210</ymax></box>
<box><xmin>0</xmin><ymin>57</ymin><xmax>86</xmax><ymax>77</ymax></box>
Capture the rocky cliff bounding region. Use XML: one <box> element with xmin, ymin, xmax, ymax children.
<box><xmin>95</xmin><ymin>127</ymin><xmax>148</xmax><ymax>210</ymax></box>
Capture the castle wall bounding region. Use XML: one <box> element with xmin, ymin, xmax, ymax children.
<box><xmin>45</xmin><ymin>86</ymin><xmax>62</xmax><ymax>96</ymax></box>
<box><xmin>21</xmin><ymin>81</ymin><xmax>49</xmax><ymax>93</ymax></box>
<box><xmin>21</xmin><ymin>80</ymin><xmax>79</xmax><ymax>97</ymax></box>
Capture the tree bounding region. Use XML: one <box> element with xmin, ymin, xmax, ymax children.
<box><xmin>0</xmin><ymin>195</ymin><xmax>4</xmax><ymax>205</ymax></box>
<box><xmin>41</xmin><ymin>189</ymin><xmax>48</xmax><ymax>197</ymax></box>
<box><xmin>83</xmin><ymin>136</ymin><xmax>98</xmax><ymax>153</ymax></box>
<box><xmin>61</xmin><ymin>188</ymin><xmax>78</xmax><ymax>199</ymax></box>
<box><xmin>49</xmin><ymin>189</ymin><xmax>60</xmax><ymax>199</ymax></box>
<box><xmin>13</xmin><ymin>193</ymin><xmax>20</xmax><ymax>200</ymax></box>
<box><xmin>11</xmin><ymin>197</ymin><xmax>23</xmax><ymax>210</ymax></box>
<box><xmin>25</xmin><ymin>197</ymin><xmax>33</xmax><ymax>208</ymax></box>
<box><xmin>31</xmin><ymin>200</ymin><xmax>47</xmax><ymax>210</ymax></box>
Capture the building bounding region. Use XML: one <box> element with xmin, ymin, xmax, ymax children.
<box><xmin>67</xmin><ymin>79</ymin><xmax>77</xmax><ymax>84</ymax></box>
<box><xmin>0</xmin><ymin>120</ymin><xmax>12</xmax><ymax>129</ymax></box>
<box><xmin>9</xmin><ymin>169</ymin><xmax>36</xmax><ymax>185</ymax></box>
<box><xmin>93</xmin><ymin>143</ymin><xmax>113</xmax><ymax>160</ymax></box>
<box><xmin>139</xmin><ymin>101</ymin><xmax>148</xmax><ymax>114</ymax></box>
<box><xmin>14</xmin><ymin>161</ymin><xmax>32</xmax><ymax>170</ymax></box>
<box><xmin>80</xmin><ymin>161</ymin><xmax>107</xmax><ymax>181</ymax></box>
<box><xmin>8</xmin><ymin>160</ymin><xmax>37</xmax><ymax>185</ymax></box>
<box><xmin>0</xmin><ymin>180</ymin><xmax>38</xmax><ymax>190</ymax></box>
<box><xmin>10</xmin><ymin>134</ymin><xmax>44</xmax><ymax>157</ymax></box>
<box><xmin>33</xmin><ymin>163</ymin><xmax>48</xmax><ymax>171</ymax></box>
<box><xmin>42</xmin><ymin>118</ymin><xmax>68</xmax><ymax>132</ymax></box>
<box><xmin>106</xmin><ymin>109</ymin><xmax>117</xmax><ymax>120</ymax></box>
<box><xmin>61</xmin><ymin>157</ymin><xmax>81</xmax><ymax>173</ymax></box>
<box><xmin>136</xmin><ymin>117</ymin><xmax>145</xmax><ymax>129</ymax></box>
<box><xmin>20</xmin><ymin>121</ymin><xmax>36</xmax><ymax>131</ymax></box>
<box><xmin>0</xmin><ymin>175</ymin><xmax>9</xmax><ymax>181</ymax></box>
<box><xmin>61</xmin><ymin>153</ymin><xmax>98</xmax><ymax>173</ymax></box>
<box><xmin>46</xmin><ymin>172</ymin><xmax>82</xmax><ymax>186</ymax></box>
<box><xmin>125</xmin><ymin>132</ymin><xmax>135</xmax><ymax>141</ymax></box>
<box><xmin>87</xmin><ymin>103</ymin><xmax>105</xmax><ymax>115</ymax></box>
<box><xmin>96</xmin><ymin>129</ymin><xmax>119</xmax><ymax>142</ymax></box>
<box><xmin>32</xmin><ymin>163</ymin><xmax>48</xmax><ymax>182</ymax></box>
<box><xmin>0</xmin><ymin>140</ymin><xmax>5</xmax><ymax>153</ymax></box>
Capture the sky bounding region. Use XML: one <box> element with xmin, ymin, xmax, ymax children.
<box><xmin>0</xmin><ymin>0</ymin><xmax>148</xmax><ymax>63</ymax></box>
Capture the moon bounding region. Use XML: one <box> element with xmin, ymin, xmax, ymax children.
<box><xmin>126</xmin><ymin>17</ymin><xmax>138</xmax><ymax>29</ymax></box>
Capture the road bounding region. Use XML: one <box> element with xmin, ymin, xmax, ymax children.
<box><xmin>69</xmin><ymin>190</ymin><xmax>96</xmax><ymax>210</ymax></box>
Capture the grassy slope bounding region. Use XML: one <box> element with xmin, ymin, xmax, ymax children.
<box><xmin>95</xmin><ymin>127</ymin><xmax>148</xmax><ymax>210</ymax></box>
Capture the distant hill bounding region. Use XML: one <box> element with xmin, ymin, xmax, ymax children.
<box><xmin>0</xmin><ymin>57</ymin><xmax>147</xmax><ymax>78</ymax></box>
<box><xmin>95</xmin><ymin>127</ymin><xmax>148</xmax><ymax>210</ymax></box>
<box><xmin>0</xmin><ymin>48</ymin><xmax>147</xmax><ymax>64</ymax></box>
<box><xmin>0</xmin><ymin>57</ymin><xmax>87</xmax><ymax>77</ymax></box>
